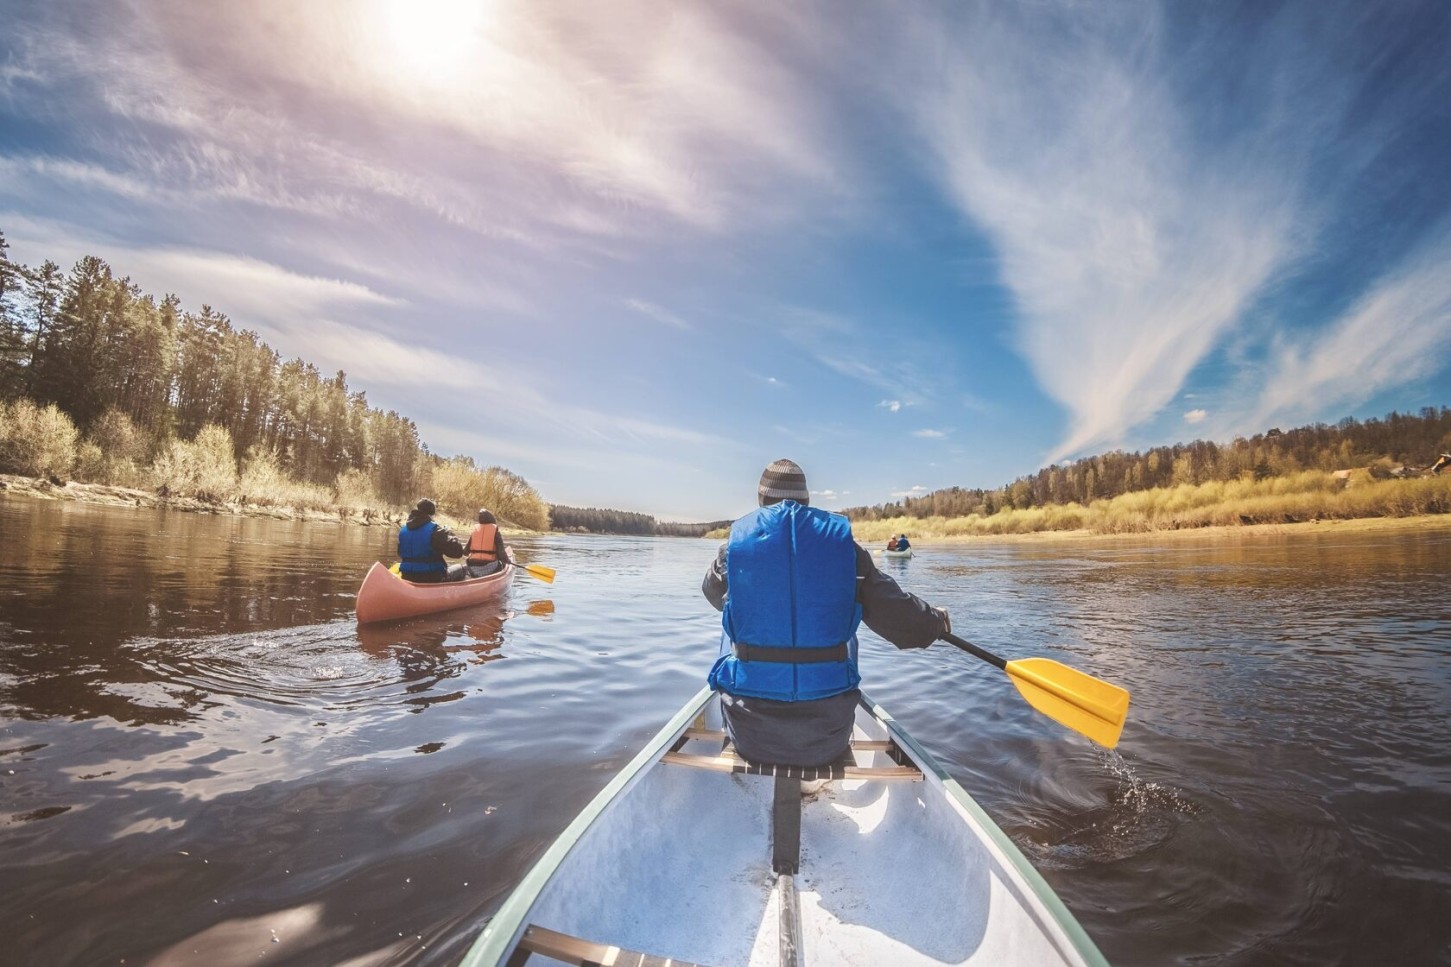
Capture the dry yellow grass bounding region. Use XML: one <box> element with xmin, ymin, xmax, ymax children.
<box><xmin>842</xmin><ymin>472</ymin><xmax>1451</xmax><ymax>545</ymax></box>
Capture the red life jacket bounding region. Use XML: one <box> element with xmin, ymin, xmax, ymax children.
<box><xmin>466</xmin><ymin>523</ymin><xmax>498</xmax><ymax>564</ymax></box>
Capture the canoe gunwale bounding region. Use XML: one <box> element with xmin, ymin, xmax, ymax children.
<box><xmin>461</xmin><ymin>686</ymin><xmax>1109</xmax><ymax>967</ymax></box>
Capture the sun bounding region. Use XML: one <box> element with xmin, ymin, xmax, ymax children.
<box><xmin>376</xmin><ymin>0</ymin><xmax>491</xmax><ymax>86</ymax></box>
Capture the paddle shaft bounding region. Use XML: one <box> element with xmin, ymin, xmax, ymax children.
<box><xmin>941</xmin><ymin>632</ymin><xmax>1007</xmax><ymax>670</ymax></box>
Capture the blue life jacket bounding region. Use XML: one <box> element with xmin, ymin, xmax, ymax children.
<box><xmin>709</xmin><ymin>501</ymin><xmax>861</xmax><ymax>702</ymax></box>
<box><xmin>398</xmin><ymin>520</ymin><xmax>446</xmax><ymax>573</ymax></box>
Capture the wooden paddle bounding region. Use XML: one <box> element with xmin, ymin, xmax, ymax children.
<box><xmin>942</xmin><ymin>633</ymin><xmax>1129</xmax><ymax>748</ymax></box>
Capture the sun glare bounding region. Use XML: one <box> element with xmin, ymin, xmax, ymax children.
<box><xmin>376</xmin><ymin>0</ymin><xmax>490</xmax><ymax>86</ymax></box>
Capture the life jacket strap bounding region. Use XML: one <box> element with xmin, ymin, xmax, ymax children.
<box><xmin>733</xmin><ymin>642</ymin><xmax>848</xmax><ymax>664</ymax></box>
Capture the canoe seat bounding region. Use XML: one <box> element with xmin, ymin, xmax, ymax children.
<box><xmin>662</xmin><ymin>729</ymin><xmax>922</xmax><ymax>781</ymax></box>
<box><xmin>506</xmin><ymin>923</ymin><xmax>710</xmax><ymax>967</ymax></box>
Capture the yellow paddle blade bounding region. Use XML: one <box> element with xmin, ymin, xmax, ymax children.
<box><xmin>388</xmin><ymin>562</ymin><xmax>401</xmax><ymax>576</ymax></box>
<box><xmin>1004</xmin><ymin>657</ymin><xmax>1130</xmax><ymax>749</ymax></box>
<box><xmin>519</xmin><ymin>562</ymin><xmax>556</xmax><ymax>584</ymax></box>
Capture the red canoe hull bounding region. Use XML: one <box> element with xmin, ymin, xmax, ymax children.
<box><xmin>355</xmin><ymin>561</ymin><xmax>513</xmax><ymax>624</ymax></box>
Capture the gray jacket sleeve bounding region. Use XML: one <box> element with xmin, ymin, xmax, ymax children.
<box><xmin>702</xmin><ymin>543</ymin><xmax>729</xmax><ymax>612</ymax></box>
<box><xmin>700</xmin><ymin>542</ymin><xmax>946</xmax><ymax>649</ymax></box>
<box><xmin>853</xmin><ymin>545</ymin><xmax>946</xmax><ymax>649</ymax></box>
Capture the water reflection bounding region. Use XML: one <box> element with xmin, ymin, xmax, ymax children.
<box><xmin>4</xmin><ymin>497</ymin><xmax>1450</xmax><ymax>966</ymax></box>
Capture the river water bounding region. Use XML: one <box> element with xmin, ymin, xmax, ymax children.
<box><xmin>1</xmin><ymin>497</ymin><xmax>1447</xmax><ymax>966</ymax></box>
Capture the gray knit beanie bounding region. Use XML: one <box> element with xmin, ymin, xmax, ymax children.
<box><xmin>758</xmin><ymin>459</ymin><xmax>810</xmax><ymax>506</ymax></box>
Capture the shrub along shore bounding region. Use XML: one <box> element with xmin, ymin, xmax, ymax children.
<box><xmin>0</xmin><ymin>399</ymin><xmax>548</xmax><ymax>532</ymax></box>
<box><xmin>0</xmin><ymin>472</ymin><xmax>548</xmax><ymax>536</ymax></box>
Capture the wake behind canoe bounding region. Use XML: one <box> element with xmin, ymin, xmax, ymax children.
<box><xmin>354</xmin><ymin>561</ymin><xmax>513</xmax><ymax>624</ymax></box>
<box><xmin>463</xmin><ymin>687</ymin><xmax>1107</xmax><ymax>966</ymax></box>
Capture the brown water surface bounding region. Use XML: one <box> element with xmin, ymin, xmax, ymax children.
<box><xmin>1</xmin><ymin>497</ymin><xmax>1448</xmax><ymax>965</ymax></box>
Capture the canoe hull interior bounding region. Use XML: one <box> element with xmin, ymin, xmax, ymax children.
<box><xmin>465</xmin><ymin>688</ymin><xmax>1106</xmax><ymax>967</ymax></box>
<box><xmin>354</xmin><ymin>561</ymin><xmax>512</xmax><ymax>624</ymax></box>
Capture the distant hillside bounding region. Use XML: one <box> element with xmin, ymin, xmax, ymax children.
<box><xmin>548</xmin><ymin>504</ymin><xmax>730</xmax><ymax>538</ymax></box>
<box><xmin>842</xmin><ymin>407</ymin><xmax>1451</xmax><ymax>522</ymax></box>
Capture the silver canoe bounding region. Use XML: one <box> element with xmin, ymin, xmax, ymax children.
<box><xmin>461</xmin><ymin>686</ymin><xmax>1108</xmax><ymax>967</ymax></box>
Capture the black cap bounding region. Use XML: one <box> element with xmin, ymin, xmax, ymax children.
<box><xmin>416</xmin><ymin>498</ymin><xmax>436</xmax><ymax>515</ymax></box>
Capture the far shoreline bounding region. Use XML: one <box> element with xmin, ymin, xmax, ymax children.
<box><xmin>7</xmin><ymin>471</ymin><xmax>1448</xmax><ymax>546</ymax></box>
<box><xmin>868</xmin><ymin>512</ymin><xmax>1451</xmax><ymax>547</ymax></box>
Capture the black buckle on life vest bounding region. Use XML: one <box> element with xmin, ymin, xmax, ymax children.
<box><xmin>733</xmin><ymin>642</ymin><xmax>848</xmax><ymax>664</ymax></box>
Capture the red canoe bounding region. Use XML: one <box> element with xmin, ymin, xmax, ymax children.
<box><xmin>355</xmin><ymin>561</ymin><xmax>513</xmax><ymax>624</ymax></box>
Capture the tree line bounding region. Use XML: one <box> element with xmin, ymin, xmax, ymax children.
<box><xmin>0</xmin><ymin>229</ymin><xmax>547</xmax><ymax>528</ymax></box>
<box><xmin>549</xmin><ymin>504</ymin><xmax>731</xmax><ymax>537</ymax></box>
<box><xmin>843</xmin><ymin>408</ymin><xmax>1451</xmax><ymax>522</ymax></box>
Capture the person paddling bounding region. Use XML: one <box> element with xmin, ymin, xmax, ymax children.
<box><xmin>397</xmin><ymin>498</ymin><xmax>467</xmax><ymax>583</ymax></box>
<box><xmin>701</xmin><ymin>459</ymin><xmax>950</xmax><ymax>767</ymax></box>
<box><xmin>465</xmin><ymin>508</ymin><xmax>514</xmax><ymax>577</ymax></box>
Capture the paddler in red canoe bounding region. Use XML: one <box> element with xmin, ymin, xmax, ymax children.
<box><xmin>397</xmin><ymin>498</ymin><xmax>468</xmax><ymax>583</ymax></box>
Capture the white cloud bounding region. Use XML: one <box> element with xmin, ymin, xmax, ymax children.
<box><xmin>879</xmin><ymin>399</ymin><xmax>902</xmax><ymax>412</ymax></box>
<box><xmin>907</xmin><ymin>6</ymin><xmax>1309</xmax><ymax>462</ymax></box>
<box><xmin>890</xmin><ymin>485</ymin><xmax>929</xmax><ymax>498</ymax></box>
<box><xmin>912</xmin><ymin>428</ymin><xmax>948</xmax><ymax>439</ymax></box>
<box><xmin>1183</xmin><ymin>409</ymin><xmax>1208</xmax><ymax>424</ymax></box>
<box><xmin>1246</xmin><ymin>227</ymin><xmax>1451</xmax><ymax>429</ymax></box>
<box><xmin>625</xmin><ymin>298</ymin><xmax>691</xmax><ymax>330</ymax></box>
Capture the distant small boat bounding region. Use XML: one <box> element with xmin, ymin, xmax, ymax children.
<box><xmin>460</xmin><ymin>687</ymin><xmax>1107</xmax><ymax>966</ymax></box>
<box><xmin>883</xmin><ymin>547</ymin><xmax>913</xmax><ymax>559</ymax></box>
<box><xmin>354</xmin><ymin>561</ymin><xmax>512</xmax><ymax>624</ymax></box>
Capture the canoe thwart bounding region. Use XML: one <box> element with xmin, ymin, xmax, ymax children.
<box><xmin>509</xmin><ymin>923</ymin><xmax>711</xmax><ymax>967</ymax></box>
<box><xmin>662</xmin><ymin>739</ymin><xmax>923</xmax><ymax>782</ymax></box>
<box><xmin>681</xmin><ymin>726</ymin><xmax>891</xmax><ymax>753</ymax></box>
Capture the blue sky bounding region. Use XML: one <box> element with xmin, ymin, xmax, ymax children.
<box><xmin>2</xmin><ymin>1</ymin><xmax>1449</xmax><ymax>521</ymax></box>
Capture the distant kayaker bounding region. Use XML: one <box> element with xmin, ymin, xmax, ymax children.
<box><xmin>465</xmin><ymin>508</ymin><xmax>515</xmax><ymax>577</ymax></box>
<box><xmin>398</xmin><ymin>498</ymin><xmax>467</xmax><ymax>583</ymax></box>
<box><xmin>701</xmin><ymin>459</ymin><xmax>950</xmax><ymax>767</ymax></box>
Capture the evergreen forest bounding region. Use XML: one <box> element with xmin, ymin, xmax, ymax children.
<box><xmin>0</xmin><ymin>230</ymin><xmax>548</xmax><ymax>528</ymax></box>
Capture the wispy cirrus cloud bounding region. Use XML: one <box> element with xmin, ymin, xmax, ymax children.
<box><xmin>902</xmin><ymin>5</ymin><xmax>1340</xmax><ymax>462</ymax></box>
<box><xmin>625</xmin><ymin>298</ymin><xmax>692</xmax><ymax>330</ymax></box>
<box><xmin>912</xmin><ymin>428</ymin><xmax>948</xmax><ymax>439</ymax></box>
<box><xmin>1244</xmin><ymin>226</ymin><xmax>1451</xmax><ymax>430</ymax></box>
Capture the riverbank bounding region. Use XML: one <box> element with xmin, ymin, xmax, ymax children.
<box><xmin>0</xmin><ymin>472</ymin><xmax>400</xmax><ymax>525</ymax></box>
<box><xmin>0</xmin><ymin>473</ymin><xmax>546</xmax><ymax>535</ymax></box>
<box><xmin>889</xmin><ymin>512</ymin><xmax>1451</xmax><ymax>547</ymax></box>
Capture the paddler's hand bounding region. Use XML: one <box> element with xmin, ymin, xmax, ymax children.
<box><xmin>933</xmin><ymin>607</ymin><xmax>951</xmax><ymax>636</ymax></box>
